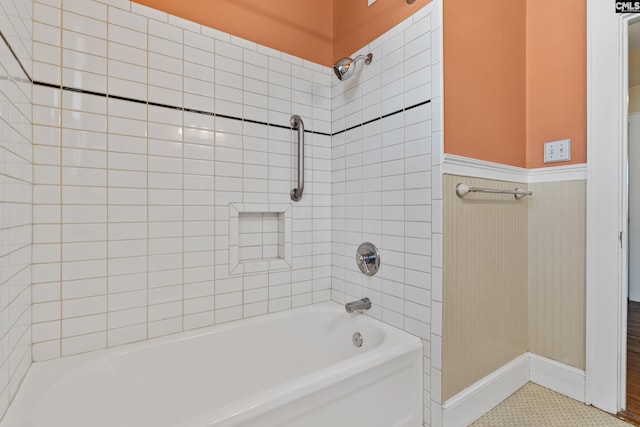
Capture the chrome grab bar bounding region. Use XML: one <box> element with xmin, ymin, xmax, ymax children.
<box><xmin>290</xmin><ymin>115</ymin><xmax>304</xmax><ymax>202</ymax></box>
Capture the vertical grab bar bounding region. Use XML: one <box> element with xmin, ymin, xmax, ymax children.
<box><xmin>290</xmin><ymin>115</ymin><xmax>304</xmax><ymax>202</ymax></box>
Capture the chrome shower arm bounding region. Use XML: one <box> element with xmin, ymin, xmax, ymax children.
<box><xmin>353</xmin><ymin>53</ymin><xmax>373</xmax><ymax>65</ymax></box>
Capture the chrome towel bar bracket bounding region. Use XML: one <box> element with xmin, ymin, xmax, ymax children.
<box><xmin>456</xmin><ymin>183</ymin><xmax>532</xmax><ymax>200</ymax></box>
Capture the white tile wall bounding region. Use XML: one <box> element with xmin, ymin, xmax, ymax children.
<box><xmin>1</xmin><ymin>0</ymin><xmax>31</xmax><ymax>76</ymax></box>
<box><xmin>237</xmin><ymin>212</ymin><xmax>283</xmax><ymax>262</ymax></box>
<box><xmin>31</xmin><ymin>0</ymin><xmax>332</xmax><ymax>360</ymax></box>
<box><xmin>331</xmin><ymin>2</ymin><xmax>442</xmax><ymax>425</ymax></box>
<box><xmin>27</xmin><ymin>0</ymin><xmax>443</xmax><ymax>425</ymax></box>
<box><xmin>0</xmin><ymin>0</ymin><xmax>32</xmax><ymax>419</ymax></box>
<box><xmin>107</xmin><ymin>96</ymin><xmax>148</xmax><ymax>346</ymax></box>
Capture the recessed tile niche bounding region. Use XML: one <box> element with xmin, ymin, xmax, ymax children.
<box><xmin>229</xmin><ymin>204</ymin><xmax>292</xmax><ymax>274</ymax></box>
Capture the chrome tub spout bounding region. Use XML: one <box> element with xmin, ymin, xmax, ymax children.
<box><xmin>345</xmin><ymin>298</ymin><xmax>372</xmax><ymax>313</ymax></box>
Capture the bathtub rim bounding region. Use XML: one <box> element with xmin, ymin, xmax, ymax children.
<box><xmin>26</xmin><ymin>301</ymin><xmax>416</xmax><ymax>371</ymax></box>
<box><xmin>3</xmin><ymin>301</ymin><xmax>423</xmax><ymax>427</ymax></box>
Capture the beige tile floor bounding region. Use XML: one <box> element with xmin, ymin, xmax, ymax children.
<box><xmin>471</xmin><ymin>382</ymin><xmax>632</xmax><ymax>426</ymax></box>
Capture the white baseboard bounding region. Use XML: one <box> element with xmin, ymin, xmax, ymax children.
<box><xmin>441</xmin><ymin>353</ymin><xmax>586</xmax><ymax>427</ymax></box>
<box><xmin>529</xmin><ymin>353</ymin><xmax>586</xmax><ymax>403</ymax></box>
<box><xmin>441</xmin><ymin>354</ymin><xmax>530</xmax><ymax>427</ymax></box>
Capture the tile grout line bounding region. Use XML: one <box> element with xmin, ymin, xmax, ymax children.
<box><xmin>181</xmin><ymin>26</ymin><xmax>185</xmax><ymax>334</ymax></box>
<box><xmin>145</xmin><ymin>13</ymin><xmax>150</xmax><ymax>342</ymax></box>
<box><xmin>30</xmin><ymin>0</ymin><xmax>35</xmax><ymax>364</ymax></box>
<box><xmin>58</xmin><ymin>0</ymin><xmax>63</xmax><ymax>359</ymax></box>
<box><xmin>105</xmin><ymin>3</ymin><xmax>110</xmax><ymax>349</ymax></box>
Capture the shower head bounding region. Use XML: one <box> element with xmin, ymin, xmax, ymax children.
<box><xmin>333</xmin><ymin>53</ymin><xmax>373</xmax><ymax>81</ymax></box>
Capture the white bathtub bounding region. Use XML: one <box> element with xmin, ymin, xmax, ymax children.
<box><xmin>2</xmin><ymin>302</ymin><xmax>423</xmax><ymax>427</ymax></box>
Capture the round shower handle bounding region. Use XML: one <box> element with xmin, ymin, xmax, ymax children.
<box><xmin>356</xmin><ymin>242</ymin><xmax>380</xmax><ymax>276</ymax></box>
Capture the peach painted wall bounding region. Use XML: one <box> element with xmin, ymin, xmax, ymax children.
<box><xmin>332</xmin><ymin>0</ymin><xmax>433</xmax><ymax>61</ymax></box>
<box><xmin>134</xmin><ymin>0</ymin><xmax>586</xmax><ymax>169</ymax></box>
<box><xmin>526</xmin><ymin>0</ymin><xmax>586</xmax><ymax>168</ymax></box>
<box><xmin>443</xmin><ymin>0</ymin><xmax>527</xmax><ymax>168</ymax></box>
<box><xmin>133</xmin><ymin>0</ymin><xmax>433</xmax><ymax>67</ymax></box>
<box><xmin>443</xmin><ymin>0</ymin><xmax>586</xmax><ymax>168</ymax></box>
<box><xmin>133</xmin><ymin>0</ymin><xmax>334</xmax><ymax>66</ymax></box>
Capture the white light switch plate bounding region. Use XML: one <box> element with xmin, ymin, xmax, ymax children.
<box><xmin>544</xmin><ymin>139</ymin><xmax>571</xmax><ymax>163</ymax></box>
<box><xmin>368</xmin><ymin>0</ymin><xmax>376</xmax><ymax>5</ymax></box>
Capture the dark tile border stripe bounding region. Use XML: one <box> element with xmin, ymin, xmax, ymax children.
<box><xmin>405</xmin><ymin>99</ymin><xmax>431</xmax><ymax>111</ymax></box>
<box><xmin>109</xmin><ymin>93</ymin><xmax>147</xmax><ymax>106</ymax></box>
<box><xmin>1</xmin><ymin>28</ymin><xmax>432</xmax><ymax>138</ymax></box>
<box><xmin>34</xmin><ymin>81</ymin><xmax>59</xmax><ymax>90</ymax></box>
<box><xmin>34</xmin><ymin>80</ymin><xmax>431</xmax><ymax>137</ymax></box>
<box><xmin>34</xmin><ymin>81</ymin><xmax>333</xmax><ymax>136</ymax></box>
<box><xmin>184</xmin><ymin>107</ymin><xmax>215</xmax><ymax>117</ymax></box>
<box><xmin>62</xmin><ymin>86</ymin><xmax>106</xmax><ymax>98</ymax></box>
<box><xmin>333</xmin><ymin>99</ymin><xmax>432</xmax><ymax>137</ymax></box>
<box><xmin>0</xmin><ymin>30</ymin><xmax>32</xmax><ymax>84</ymax></box>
